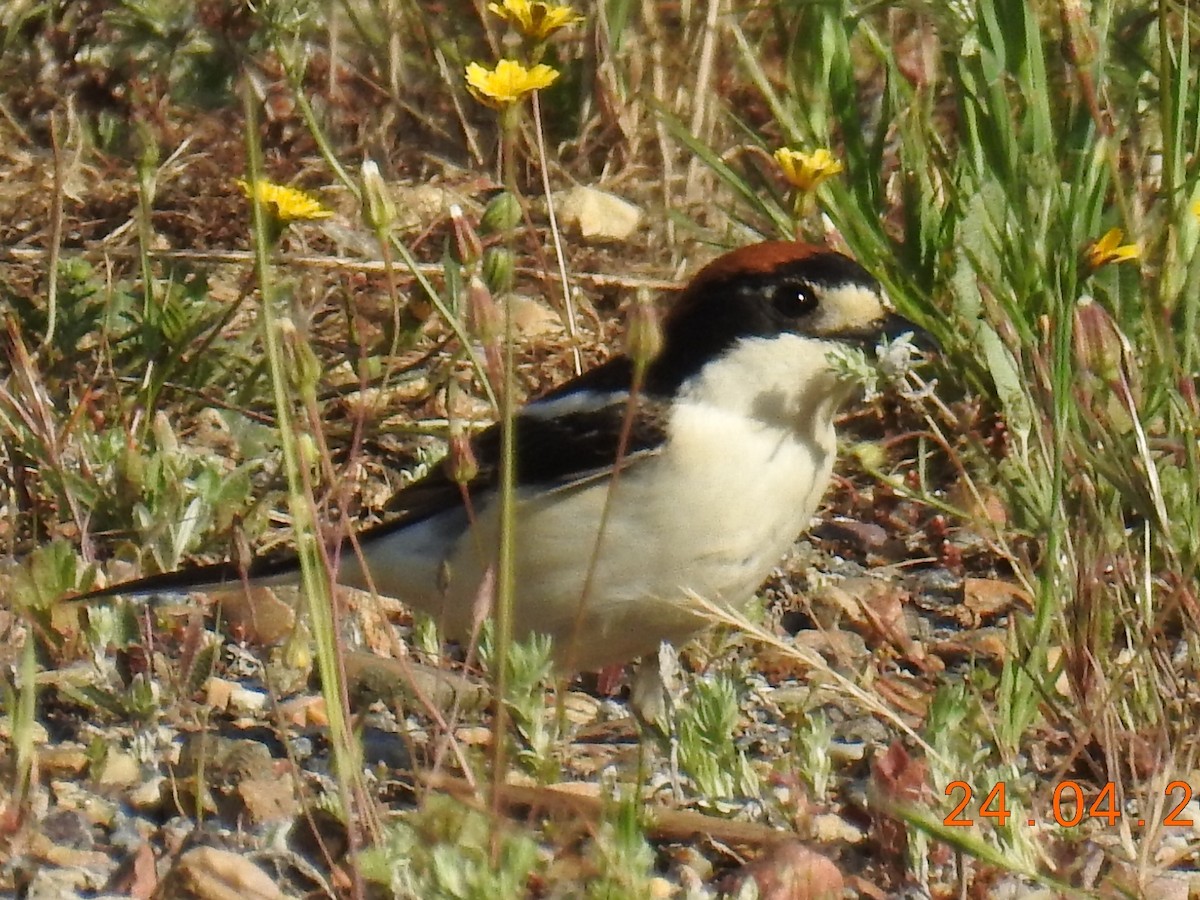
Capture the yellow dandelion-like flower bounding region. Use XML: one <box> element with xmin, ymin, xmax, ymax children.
<box><xmin>465</xmin><ymin>59</ymin><xmax>559</xmax><ymax>108</ymax></box>
<box><xmin>1085</xmin><ymin>227</ymin><xmax>1140</xmax><ymax>270</ymax></box>
<box><xmin>236</xmin><ymin>179</ymin><xmax>333</xmax><ymax>223</ymax></box>
<box><xmin>1191</xmin><ymin>198</ymin><xmax>1200</xmax><ymax>219</ymax></box>
<box><xmin>488</xmin><ymin>0</ymin><xmax>583</xmax><ymax>41</ymax></box>
<box><xmin>774</xmin><ymin>147</ymin><xmax>845</xmax><ymax>192</ymax></box>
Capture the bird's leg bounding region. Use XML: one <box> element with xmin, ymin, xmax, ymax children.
<box><xmin>630</xmin><ymin>643</ymin><xmax>687</xmax><ymax>801</ymax></box>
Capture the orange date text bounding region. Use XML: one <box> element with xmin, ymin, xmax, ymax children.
<box><xmin>942</xmin><ymin>780</ymin><xmax>1195</xmax><ymax>828</ymax></box>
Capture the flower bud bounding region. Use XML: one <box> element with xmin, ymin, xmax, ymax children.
<box><xmin>445</xmin><ymin>423</ymin><xmax>479</xmax><ymax>486</ymax></box>
<box><xmin>117</xmin><ymin>443</ymin><xmax>145</xmax><ymax>498</ymax></box>
<box><xmin>624</xmin><ymin>288</ymin><xmax>662</xmax><ymax>372</ymax></box>
<box><xmin>152</xmin><ymin>410</ymin><xmax>179</xmax><ymax>454</ymax></box>
<box><xmin>467</xmin><ymin>275</ymin><xmax>503</xmax><ymax>345</ymax></box>
<box><xmin>282</xmin><ymin>619</ymin><xmax>313</xmax><ymax>676</ymax></box>
<box><xmin>467</xmin><ymin>275</ymin><xmax>504</xmax><ymax>391</ymax></box>
<box><xmin>1180</xmin><ymin>376</ymin><xmax>1199</xmax><ymax>418</ymax></box>
<box><xmin>1060</xmin><ymin>0</ymin><xmax>1096</xmax><ymax>67</ymax></box>
<box><xmin>282</xmin><ymin>325</ymin><xmax>322</xmax><ymax>394</ymax></box>
<box><xmin>1073</xmin><ymin>295</ymin><xmax>1126</xmax><ymax>384</ymax></box>
<box><xmin>480</xmin><ymin>191</ymin><xmax>523</xmax><ymax>233</ymax></box>
<box><xmin>136</xmin><ymin>125</ymin><xmax>159</xmax><ymax>200</ymax></box>
<box><xmin>482</xmin><ymin>246</ymin><xmax>515</xmax><ymax>293</ymax></box>
<box><xmin>297</xmin><ymin>431</ymin><xmax>320</xmax><ymax>474</ymax></box>
<box><xmin>450</xmin><ymin>204</ymin><xmax>483</xmax><ymax>266</ymax></box>
<box><xmin>360</xmin><ymin>158</ymin><xmax>395</xmax><ymax>232</ymax></box>
<box><xmin>849</xmin><ymin>440</ymin><xmax>887</xmax><ymax>472</ymax></box>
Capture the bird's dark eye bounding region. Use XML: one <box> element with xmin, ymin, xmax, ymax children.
<box><xmin>770</xmin><ymin>280</ymin><xmax>818</xmax><ymax>318</ymax></box>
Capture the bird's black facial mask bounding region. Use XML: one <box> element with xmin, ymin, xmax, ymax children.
<box><xmin>737</xmin><ymin>255</ymin><xmax>939</xmax><ymax>357</ymax></box>
<box><xmin>638</xmin><ymin>243</ymin><xmax>938</xmax><ymax>394</ymax></box>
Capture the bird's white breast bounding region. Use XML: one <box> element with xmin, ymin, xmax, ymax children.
<box><xmin>352</xmin><ymin>334</ymin><xmax>853</xmax><ymax>671</ymax></box>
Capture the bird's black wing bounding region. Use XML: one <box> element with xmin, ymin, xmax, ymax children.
<box><xmin>381</xmin><ymin>359</ymin><xmax>671</xmax><ymax>527</ymax></box>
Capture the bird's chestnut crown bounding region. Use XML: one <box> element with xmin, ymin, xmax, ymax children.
<box><xmin>680</xmin><ymin>241</ymin><xmax>892</xmax><ymax>339</ymax></box>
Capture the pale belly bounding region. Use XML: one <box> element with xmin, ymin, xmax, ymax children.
<box><xmin>351</xmin><ymin>407</ymin><xmax>837</xmax><ymax>672</ymax></box>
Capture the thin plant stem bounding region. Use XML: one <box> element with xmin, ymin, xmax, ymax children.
<box><xmin>41</xmin><ymin>109</ymin><xmax>64</xmax><ymax>350</ymax></box>
<box><xmin>531</xmin><ymin>93</ymin><xmax>583</xmax><ymax>376</ymax></box>
<box><xmin>240</xmin><ymin>81</ymin><xmax>364</xmax><ymax>899</ymax></box>
<box><xmin>280</xmin><ymin>53</ymin><xmax>355</xmax><ymax>190</ymax></box>
<box><xmin>490</xmin><ymin>101</ymin><xmax>519</xmax><ymax>835</ymax></box>
<box><xmin>9</xmin><ymin>638</ymin><xmax>35</xmax><ymax>814</ymax></box>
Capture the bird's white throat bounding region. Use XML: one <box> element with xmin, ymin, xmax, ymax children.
<box><xmin>677</xmin><ymin>332</ymin><xmax>854</xmax><ymax>442</ymax></box>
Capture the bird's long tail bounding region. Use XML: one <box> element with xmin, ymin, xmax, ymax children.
<box><xmin>74</xmin><ymin>551</ymin><xmax>305</xmax><ymax>602</ymax></box>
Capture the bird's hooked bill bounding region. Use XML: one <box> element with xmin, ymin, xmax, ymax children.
<box><xmin>880</xmin><ymin>312</ymin><xmax>939</xmax><ymax>355</ymax></box>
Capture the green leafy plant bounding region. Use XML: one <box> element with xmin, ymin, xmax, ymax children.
<box><xmin>361</xmin><ymin>794</ymin><xmax>543</xmax><ymax>898</ymax></box>
<box><xmin>674</xmin><ymin>672</ymin><xmax>760</xmax><ymax>803</ymax></box>
<box><xmin>479</xmin><ymin>625</ymin><xmax>561</xmax><ymax>782</ymax></box>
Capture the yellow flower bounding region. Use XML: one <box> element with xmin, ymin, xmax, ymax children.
<box><xmin>488</xmin><ymin>0</ymin><xmax>583</xmax><ymax>41</ymax></box>
<box><xmin>465</xmin><ymin>59</ymin><xmax>560</xmax><ymax>108</ymax></box>
<box><xmin>1191</xmin><ymin>198</ymin><xmax>1200</xmax><ymax>219</ymax></box>
<box><xmin>774</xmin><ymin>147</ymin><xmax>844</xmax><ymax>192</ymax></box>
<box><xmin>1086</xmin><ymin>227</ymin><xmax>1140</xmax><ymax>270</ymax></box>
<box><xmin>236</xmin><ymin>179</ymin><xmax>332</xmax><ymax>223</ymax></box>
